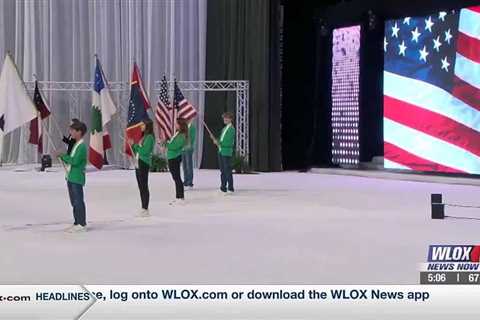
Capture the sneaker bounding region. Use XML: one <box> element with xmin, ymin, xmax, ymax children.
<box><xmin>68</xmin><ymin>225</ymin><xmax>87</xmax><ymax>233</ymax></box>
<box><xmin>169</xmin><ymin>199</ymin><xmax>186</xmax><ymax>206</ymax></box>
<box><xmin>227</xmin><ymin>190</ymin><xmax>235</xmax><ymax>195</ymax></box>
<box><xmin>64</xmin><ymin>225</ymin><xmax>76</xmax><ymax>233</ymax></box>
<box><xmin>137</xmin><ymin>209</ymin><xmax>151</xmax><ymax>218</ymax></box>
<box><xmin>185</xmin><ymin>186</ymin><xmax>194</xmax><ymax>191</ymax></box>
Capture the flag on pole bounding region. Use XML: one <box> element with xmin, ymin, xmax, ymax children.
<box><xmin>125</xmin><ymin>62</ymin><xmax>150</xmax><ymax>156</ymax></box>
<box><xmin>132</xmin><ymin>62</ymin><xmax>150</xmax><ymax>110</ymax></box>
<box><xmin>0</xmin><ymin>54</ymin><xmax>37</xmax><ymax>134</ymax></box>
<box><xmin>28</xmin><ymin>81</ymin><xmax>51</xmax><ymax>154</ymax></box>
<box><xmin>88</xmin><ymin>58</ymin><xmax>117</xmax><ymax>169</ymax></box>
<box><xmin>174</xmin><ymin>80</ymin><xmax>197</xmax><ymax>121</ymax></box>
<box><xmin>155</xmin><ymin>76</ymin><xmax>175</xmax><ymax>140</ymax></box>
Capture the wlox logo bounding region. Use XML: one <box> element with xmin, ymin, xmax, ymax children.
<box><xmin>428</xmin><ymin>245</ymin><xmax>480</xmax><ymax>262</ymax></box>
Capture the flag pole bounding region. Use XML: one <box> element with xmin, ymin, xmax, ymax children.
<box><xmin>201</xmin><ymin>118</ymin><xmax>214</xmax><ymax>137</ymax></box>
<box><xmin>32</xmin><ymin>74</ymin><xmax>42</xmax><ymax>162</ymax></box>
<box><xmin>172</xmin><ymin>78</ymin><xmax>176</xmax><ymax>135</ymax></box>
<box><xmin>42</xmin><ymin>124</ymin><xmax>67</xmax><ymax>172</ymax></box>
<box><xmin>203</xmin><ymin>119</ymin><xmax>219</xmax><ymax>149</ymax></box>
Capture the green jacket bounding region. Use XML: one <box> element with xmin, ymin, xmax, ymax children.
<box><xmin>218</xmin><ymin>124</ymin><xmax>235</xmax><ymax>157</ymax></box>
<box><xmin>167</xmin><ymin>132</ymin><xmax>186</xmax><ymax>160</ymax></box>
<box><xmin>132</xmin><ymin>134</ymin><xmax>155</xmax><ymax>166</ymax></box>
<box><xmin>183</xmin><ymin>123</ymin><xmax>196</xmax><ymax>151</ymax></box>
<box><xmin>60</xmin><ymin>140</ymin><xmax>87</xmax><ymax>186</ymax></box>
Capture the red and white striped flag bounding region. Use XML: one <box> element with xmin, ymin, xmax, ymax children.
<box><xmin>174</xmin><ymin>80</ymin><xmax>197</xmax><ymax>121</ymax></box>
<box><xmin>155</xmin><ymin>76</ymin><xmax>175</xmax><ymax>140</ymax></box>
<box><xmin>384</xmin><ymin>7</ymin><xmax>480</xmax><ymax>174</ymax></box>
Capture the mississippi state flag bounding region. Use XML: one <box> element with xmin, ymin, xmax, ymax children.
<box><xmin>125</xmin><ymin>63</ymin><xmax>150</xmax><ymax>156</ymax></box>
<box><xmin>384</xmin><ymin>7</ymin><xmax>480</xmax><ymax>174</ymax></box>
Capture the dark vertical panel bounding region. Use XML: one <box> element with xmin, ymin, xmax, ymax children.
<box><xmin>204</xmin><ymin>0</ymin><xmax>229</xmax><ymax>168</ymax></box>
<box><xmin>313</xmin><ymin>21</ymin><xmax>333</xmax><ymax>168</ymax></box>
<box><xmin>359</xmin><ymin>16</ymin><xmax>384</xmax><ymax>163</ymax></box>
<box><xmin>204</xmin><ymin>0</ymin><xmax>282</xmax><ymax>171</ymax></box>
<box><xmin>281</xmin><ymin>1</ymin><xmax>315</xmax><ymax>170</ymax></box>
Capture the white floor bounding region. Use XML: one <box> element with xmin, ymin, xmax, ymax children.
<box><xmin>0</xmin><ymin>167</ymin><xmax>478</xmax><ymax>285</ymax></box>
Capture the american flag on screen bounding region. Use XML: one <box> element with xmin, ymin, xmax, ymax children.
<box><xmin>174</xmin><ymin>81</ymin><xmax>197</xmax><ymax>121</ymax></box>
<box><xmin>384</xmin><ymin>6</ymin><xmax>480</xmax><ymax>174</ymax></box>
<box><xmin>155</xmin><ymin>76</ymin><xmax>175</xmax><ymax>140</ymax></box>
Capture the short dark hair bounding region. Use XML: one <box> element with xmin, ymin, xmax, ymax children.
<box><xmin>222</xmin><ymin>112</ymin><xmax>234</xmax><ymax>120</ymax></box>
<box><xmin>70</xmin><ymin>121</ymin><xmax>87</xmax><ymax>136</ymax></box>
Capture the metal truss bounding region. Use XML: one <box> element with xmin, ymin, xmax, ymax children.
<box><xmin>154</xmin><ymin>80</ymin><xmax>250</xmax><ymax>159</ymax></box>
<box><xmin>23</xmin><ymin>81</ymin><xmax>131</xmax><ymax>168</ymax></box>
<box><xmin>21</xmin><ymin>80</ymin><xmax>250</xmax><ymax>163</ymax></box>
<box><xmin>24</xmin><ymin>81</ymin><xmax>129</xmax><ymax>92</ymax></box>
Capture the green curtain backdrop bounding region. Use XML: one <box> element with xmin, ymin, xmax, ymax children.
<box><xmin>203</xmin><ymin>0</ymin><xmax>281</xmax><ymax>171</ymax></box>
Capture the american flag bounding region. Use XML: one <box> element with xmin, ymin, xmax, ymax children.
<box><xmin>174</xmin><ymin>80</ymin><xmax>197</xmax><ymax>121</ymax></box>
<box><xmin>384</xmin><ymin>6</ymin><xmax>480</xmax><ymax>174</ymax></box>
<box><xmin>155</xmin><ymin>76</ymin><xmax>175</xmax><ymax>140</ymax></box>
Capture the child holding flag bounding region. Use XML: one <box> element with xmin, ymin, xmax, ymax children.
<box><xmin>62</xmin><ymin>118</ymin><xmax>80</xmax><ymax>155</ymax></box>
<box><xmin>210</xmin><ymin>112</ymin><xmax>236</xmax><ymax>194</ymax></box>
<box><xmin>166</xmin><ymin>118</ymin><xmax>188</xmax><ymax>205</ymax></box>
<box><xmin>129</xmin><ymin>119</ymin><xmax>155</xmax><ymax>217</ymax></box>
<box><xmin>57</xmin><ymin>121</ymin><xmax>88</xmax><ymax>232</ymax></box>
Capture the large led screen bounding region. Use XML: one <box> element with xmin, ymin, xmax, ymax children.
<box><xmin>384</xmin><ymin>7</ymin><xmax>480</xmax><ymax>174</ymax></box>
<box><xmin>331</xmin><ymin>25</ymin><xmax>361</xmax><ymax>165</ymax></box>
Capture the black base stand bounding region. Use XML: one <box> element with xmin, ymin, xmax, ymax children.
<box><xmin>431</xmin><ymin>193</ymin><xmax>445</xmax><ymax>220</ymax></box>
<box><xmin>41</xmin><ymin>154</ymin><xmax>53</xmax><ymax>172</ymax></box>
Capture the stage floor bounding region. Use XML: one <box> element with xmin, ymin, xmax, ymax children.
<box><xmin>0</xmin><ymin>168</ymin><xmax>478</xmax><ymax>284</ymax></box>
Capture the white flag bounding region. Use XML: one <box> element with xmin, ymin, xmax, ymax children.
<box><xmin>0</xmin><ymin>54</ymin><xmax>37</xmax><ymax>134</ymax></box>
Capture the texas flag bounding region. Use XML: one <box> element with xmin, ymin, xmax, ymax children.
<box><xmin>28</xmin><ymin>81</ymin><xmax>51</xmax><ymax>154</ymax></box>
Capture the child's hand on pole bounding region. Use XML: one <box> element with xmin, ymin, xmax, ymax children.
<box><xmin>52</xmin><ymin>150</ymin><xmax>63</xmax><ymax>158</ymax></box>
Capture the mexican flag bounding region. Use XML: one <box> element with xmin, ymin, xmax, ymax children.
<box><xmin>89</xmin><ymin>58</ymin><xmax>116</xmax><ymax>169</ymax></box>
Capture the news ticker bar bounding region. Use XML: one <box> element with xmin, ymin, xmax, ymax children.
<box><xmin>1</xmin><ymin>285</ymin><xmax>480</xmax><ymax>319</ymax></box>
<box><xmin>420</xmin><ymin>272</ymin><xmax>480</xmax><ymax>285</ymax></box>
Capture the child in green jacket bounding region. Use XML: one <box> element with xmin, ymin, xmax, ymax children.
<box><xmin>166</xmin><ymin>118</ymin><xmax>188</xmax><ymax>205</ymax></box>
<box><xmin>57</xmin><ymin>121</ymin><xmax>88</xmax><ymax>233</ymax></box>
<box><xmin>130</xmin><ymin>119</ymin><xmax>155</xmax><ymax>217</ymax></box>
<box><xmin>210</xmin><ymin>112</ymin><xmax>235</xmax><ymax>194</ymax></box>
<box><xmin>182</xmin><ymin>119</ymin><xmax>196</xmax><ymax>189</ymax></box>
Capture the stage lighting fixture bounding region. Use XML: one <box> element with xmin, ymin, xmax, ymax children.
<box><xmin>317</xmin><ymin>19</ymin><xmax>329</xmax><ymax>37</ymax></box>
<box><xmin>331</xmin><ymin>25</ymin><xmax>361</xmax><ymax>166</ymax></box>
<box><xmin>367</xmin><ymin>10</ymin><xmax>377</xmax><ymax>30</ymax></box>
